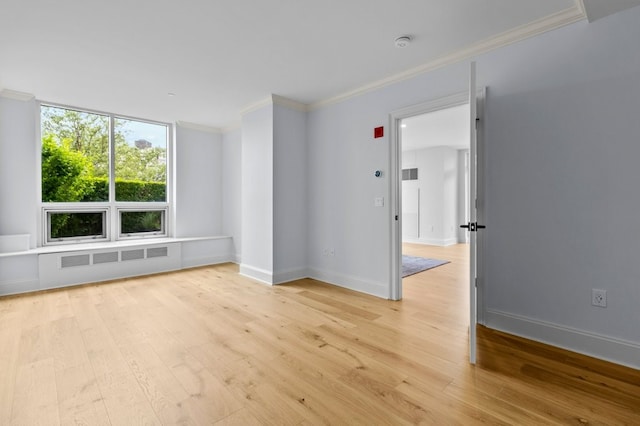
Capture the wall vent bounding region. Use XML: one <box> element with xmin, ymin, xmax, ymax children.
<box><xmin>93</xmin><ymin>251</ymin><xmax>118</xmax><ymax>264</ymax></box>
<box><xmin>121</xmin><ymin>249</ymin><xmax>145</xmax><ymax>261</ymax></box>
<box><xmin>61</xmin><ymin>254</ymin><xmax>91</xmax><ymax>268</ymax></box>
<box><xmin>147</xmin><ymin>246</ymin><xmax>168</xmax><ymax>258</ymax></box>
<box><xmin>402</xmin><ymin>168</ymin><xmax>418</xmax><ymax>181</ymax></box>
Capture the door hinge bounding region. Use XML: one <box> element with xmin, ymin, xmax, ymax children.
<box><xmin>395</xmin><ymin>215</ymin><xmax>398</xmax><ymax>221</ymax></box>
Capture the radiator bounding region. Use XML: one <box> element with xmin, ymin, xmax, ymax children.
<box><xmin>38</xmin><ymin>243</ymin><xmax>181</xmax><ymax>289</ymax></box>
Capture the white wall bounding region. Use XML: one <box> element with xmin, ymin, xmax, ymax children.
<box><xmin>174</xmin><ymin>124</ymin><xmax>230</xmax><ymax>268</ymax></box>
<box><xmin>240</xmin><ymin>103</ymin><xmax>274</xmax><ymax>281</ymax></box>
<box><xmin>307</xmin><ymin>7</ymin><xmax>640</xmax><ymax>367</ymax></box>
<box><xmin>479</xmin><ymin>9</ymin><xmax>640</xmax><ymax>367</ymax></box>
<box><xmin>402</xmin><ymin>146</ymin><xmax>459</xmax><ymax>246</ymax></box>
<box><xmin>238</xmin><ymin>99</ymin><xmax>308</xmax><ymax>284</ymax></box>
<box><xmin>273</xmin><ymin>104</ymin><xmax>307</xmax><ymax>281</ymax></box>
<box><xmin>222</xmin><ymin>128</ymin><xmax>242</xmax><ymax>262</ymax></box>
<box><xmin>0</xmin><ymin>94</ymin><xmax>38</xmax><ymax>248</ymax></box>
<box><xmin>174</xmin><ymin>125</ymin><xmax>223</xmax><ymax>237</ymax></box>
<box><xmin>0</xmin><ymin>94</ymin><xmax>40</xmax><ymax>293</ymax></box>
<box><xmin>308</xmin><ymin>91</ymin><xmax>423</xmax><ymax>297</ymax></box>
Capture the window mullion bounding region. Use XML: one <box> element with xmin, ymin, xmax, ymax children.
<box><xmin>109</xmin><ymin>115</ymin><xmax>117</xmax><ymax>241</ymax></box>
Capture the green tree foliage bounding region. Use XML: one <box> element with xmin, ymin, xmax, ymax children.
<box><xmin>116</xmin><ymin>180</ymin><xmax>166</xmax><ymax>202</ymax></box>
<box><xmin>115</xmin><ymin>141</ymin><xmax>166</xmax><ymax>182</ymax></box>
<box><xmin>41</xmin><ymin>106</ymin><xmax>109</xmax><ymax>177</ymax></box>
<box><xmin>50</xmin><ymin>212</ymin><xmax>104</xmax><ymax>239</ymax></box>
<box><xmin>79</xmin><ymin>177</ymin><xmax>109</xmax><ymax>202</ymax></box>
<box><xmin>121</xmin><ymin>211</ymin><xmax>163</xmax><ymax>234</ymax></box>
<box><xmin>41</xmin><ymin>135</ymin><xmax>99</xmax><ymax>202</ymax></box>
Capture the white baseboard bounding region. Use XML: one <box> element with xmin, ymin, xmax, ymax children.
<box><xmin>402</xmin><ymin>237</ymin><xmax>458</xmax><ymax>247</ymax></box>
<box><xmin>307</xmin><ymin>267</ymin><xmax>389</xmax><ymax>299</ymax></box>
<box><xmin>273</xmin><ymin>267</ymin><xmax>308</xmax><ymax>284</ymax></box>
<box><xmin>485</xmin><ymin>309</ymin><xmax>640</xmax><ymax>370</ymax></box>
<box><xmin>181</xmin><ymin>254</ymin><xmax>234</xmax><ymax>269</ymax></box>
<box><xmin>443</xmin><ymin>237</ymin><xmax>458</xmax><ymax>246</ymax></box>
<box><xmin>239</xmin><ymin>264</ymin><xmax>274</xmax><ymax>285</ymax></box>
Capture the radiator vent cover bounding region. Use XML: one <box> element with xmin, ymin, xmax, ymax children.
<box><xmin>39</xmin><ymin>243</ymin><xmax>182</xmax><ymax>289</ymax></box>
<box><xmin>121</xmin><ymin>249</ymin><xmax>145</xmax><ymax>261</ymax></box>
<box><xmin>61</xmin><ymin>254</ymin><xmax>91</xmax><ymax>268</ymax></box>
<box><xmin>147</xmin><ymin>246</ymin><xmax>168</xmax><ymax>258</ymax></box>
<box><xmin>93</xmin><ymin>251</ymin><xmax>119</xmax><ymax>264</ymax></box>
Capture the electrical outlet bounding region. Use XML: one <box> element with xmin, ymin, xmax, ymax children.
<box><xmin>592</xmin><ymin>289</ymin><xmax>607</xmax><ymax>308</ymax></box>
<box><xmin>322</xmin><ymin>248</ymin><xmax>334</xmax><ymax>256</ymax></box>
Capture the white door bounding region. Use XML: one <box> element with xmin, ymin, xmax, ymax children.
<box><xmin>462</xmin><ymin>61</ymin><xmax>481</xmax><ymax>364</ymax></box>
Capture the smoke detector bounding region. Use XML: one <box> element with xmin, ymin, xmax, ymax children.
<box><xmin>394</xmin><ymin>36</ymin><xmax>412</xmax><ymax>48</ymax></box>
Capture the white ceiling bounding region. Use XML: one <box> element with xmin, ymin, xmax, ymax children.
<box><xmin>1</xmin><ymin>1</ymin><xmax>634</xmax><ymax>129</ymax></box>
<box><xmin>401</xmin><ymin>104</ymin><xmax>470</xmax><ymax>152</ymax></box>
<box><xmin>583</xmin><ymin>0</ymin><xmax>640</xmax><ymax>21</ymax></box>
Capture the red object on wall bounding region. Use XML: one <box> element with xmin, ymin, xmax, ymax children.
<box><xmin>374</xmin><ymin>126</ymin><xmax>384</xmax><ymax>138</ymax></box>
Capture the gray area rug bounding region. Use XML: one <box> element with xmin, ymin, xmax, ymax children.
<box><xmin>402</xmin><ymin>255</ymin><xmax>450</xmax><ymax>278</ymax></box>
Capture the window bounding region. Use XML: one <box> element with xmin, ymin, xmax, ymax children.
<box><xmin>47</xmin><ymin>210</ymin><xmax>108</xmax><ymax>243</ymax></box>
<box><xmin>41</xmin><ymin>104</ymin><xmax>170</xmax><ymax>244</ymax></box>
<box><xmin>119</xmin><ymin>209</ymin><xmax>165</xmax><ymax>237</ymax></box>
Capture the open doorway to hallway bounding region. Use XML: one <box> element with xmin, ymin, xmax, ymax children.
<box><xmin>399</xmin><ymin>104</ymin><xmax>470</xmax><ymax>294</ymax></box>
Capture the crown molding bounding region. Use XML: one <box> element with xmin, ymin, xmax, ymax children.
<box><xmin>575</xmin><ymin>0</ymin><xmax>587</xmax><ymax>19</ymax></box>
<box><xmin>240</xmin><ymin>94</ymin><xmax>309</xmax><ymax>117</ymax></box>
<box><xmin>0</xmin><ymin>89</ymin><xmax>35</xmax><ymax>101</ymax></box>
<box><xmin>176</xmin><ymin>121</ymin><xmax>222</xmax><ymax>134</ymax></box>
<box><xmin>240</xmin><ymin>96</ymin><xmax>273</xmax><ymax>116</ymax></box>
<box><xmin>272</xmin><ymin>94</ymin><xmax>308</xmax><ymax>112</ymax></box>
<box><xmin>309</xmin><ymin>4</ymin><xmax>587</xmax><ymax>111</ymax></box>
<box><xmin>221</xmin><ymin>122</ymin><xmax>241</xmax><ymax>134</ymax></box>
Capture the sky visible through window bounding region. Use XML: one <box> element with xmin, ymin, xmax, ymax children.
<box><xmin>119</xmin><ymin>119</ymin><xmax>167</xmax><ymax>148</ymax></box>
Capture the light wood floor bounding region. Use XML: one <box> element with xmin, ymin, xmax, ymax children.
<box><xmin>1</xmin><ymin>244</ymin><xmax>638</xmax><ymax>425</ymax></box>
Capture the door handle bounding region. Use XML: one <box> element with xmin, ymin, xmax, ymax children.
<box><xmin>460</xmin><ymin>222</ymin><xmax>486</xmax><ymax>231</ymax></box>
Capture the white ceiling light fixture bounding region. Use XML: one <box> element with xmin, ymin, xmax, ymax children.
<box><xmin>394</xmin><ymin>36</ymin><xmax>412</xmax><ymax>48</ymax></box>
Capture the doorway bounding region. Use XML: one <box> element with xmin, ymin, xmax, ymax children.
<box><xmin>399</xmin><ymin>104</ymin><xmax>470</xmax><ymax>248</ymax></box>
<box><xmin>389</xmin><ymin>90</ymin><xmax>475</xmax><ymax>301</ymax></box>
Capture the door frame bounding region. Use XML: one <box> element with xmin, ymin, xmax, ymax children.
<box><xmin>389</xmin><ymin>88</ymin><xmax>486</xmax><ymax>320</ymax></box>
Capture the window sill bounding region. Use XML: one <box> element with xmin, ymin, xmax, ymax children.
<box><xmin>0</xmin><ymin>236</ymin><xmax>231</xmax><ymax>258</ymax></box>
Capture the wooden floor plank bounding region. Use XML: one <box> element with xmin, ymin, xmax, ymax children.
<box><xmin>0</xmin><ymin>307</ymin><xmax>24</xmax><ymax>425</ymax></box>
<box><xmin>11</xmin><ymin>358</ymin><xmax>59</xmax><ymax>426</ymax></box>
<box><xmin>0</xmin><ymin>243</ymin><xmax>638</xmax><ymax>425</ymax></box>
<box><xmin>55</xmin><ymin>362</ymin><xmax>111</xmax><ymax>426</ymax></box>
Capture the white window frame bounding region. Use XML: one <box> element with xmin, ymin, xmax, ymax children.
<box><xmin>43</xmin><ymin>206</ymin><xmax>110</xmax><ymax>245</ymax></box>
<box><xmin>118</xmin><ymin>207</ymin><xmax>168</xmax><ymax>239</ymax></box>
<box><xmin>39</xmin><ymin>102</ymin><xmax>172</xmax><ymax>246</ymax></box>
